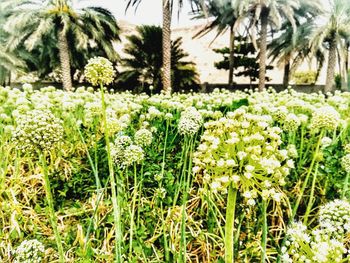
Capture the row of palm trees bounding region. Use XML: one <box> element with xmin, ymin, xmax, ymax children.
<box><xmin>193</xmin><ymin>0</ymin><xmax>350</xmax><ymax>92</ymax></box>
<box><xmin>1</xmin><ymin>0</ymin><xmax>350</xmax><ymax>93</ymax></box>
<box><xmin>0</xmin><ymin>0</ymin><xmax>120</xmax><ymax>91</ymax></box>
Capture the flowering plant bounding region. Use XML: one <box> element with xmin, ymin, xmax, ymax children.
<box><xmin>13</xmin><ymin>239</ymin><xmax>45</xmax><ymax>263</ymax></box>
<box><xmin>12</xmin><ymin>109</ymin><xmax>63</xmax><ymax>155</ymax></box>
<box><xmin>84</xmin><ymin>57</ymin><xmax>115</xmax><ymax>86</ymax></box>
<box><xmin>193</xmin><ymin>107</ymin><xmax>293</xmax><ymax>203</ymax></box>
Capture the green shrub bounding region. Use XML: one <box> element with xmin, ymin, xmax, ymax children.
<box><xmin>292</xmin><ymin>70</ymin><xmax>317</xmax><ymax>84</ymax></box>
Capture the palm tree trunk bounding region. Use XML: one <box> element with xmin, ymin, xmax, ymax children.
<box><xmin>258</xmin><ymin>8</ymin><xmax>269</xmax><ymax>92</ymax></box>
<box><xmin>324</xmin><ymin>38</ymin><xmax>337</xmax><ymax>93</ymax></box>
<box><xmin>7</xmin><ymin>71</ymin><xmax>11</xmax><ymax>86</ymax></box>
<box><xmin>162</xmin><ymin>0</ymin><xmax>172</xmax><ymax>95</ymax></box>
<box><xmin>58</xmin><ymin>30</ymin><xmax>73</xmax><ymax>91</ymax></box>
<box><xmin>283</xmin><ymin>59</ymin><xmax>290</xmax><ymax>87</ymax></box>
<box><xmin>346</xmin><ymin>43</ymin><xmax>349</xmax><ymax>72</ymax></box>
<box><xmin>228</xmin><ymin>24</ymin><xmax>235</xmax><ymax>88</ymax></box>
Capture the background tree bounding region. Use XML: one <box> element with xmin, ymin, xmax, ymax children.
<box><xmin>2</xmin><ymin>0</ymin><xmax>120</xmax><ymax>91</ymax></box>
<box><xmin>126</xmin><ymin>0</ymin><xmax>201</xmax><ymax>94</ymax></box>
<box><xmin>193</xmin><ymin>0</ymin><xmax>248</xmax><ymax>88</ymax></box>
<box><xmin>246</xmin><ymin>0</ymin><xmax>301</xmax><ymax>91</ymax></box>
<box><xmin>213</xmin><ymin>36</ymin><xmax>273</xmax><ymax>86</ymax></box>
<box><xmin>0</xmin><ymin>2</ymin><xmax>26</xmax><ymax>85</ymax></box>
<box><xmin>268</xmin><ymin>2</ymin><xmax>323</xmax><ymax>87</ymax></box>
<box><xmin>308</xmin><ymin>0</ymin><xmax>350</xmax><ymax>92</ymax></box>
<box><xmin>117</xmin><ymin>25</ymin><xmax>199</xmax><ymax>93</ymax></box>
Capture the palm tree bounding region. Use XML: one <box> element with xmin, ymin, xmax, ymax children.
<box><xmin>246</xmin><ymin>0</ymin><xmax>302</xmax><ymax>91</ymax></box>
<box><xmin>309</xmin><ymin>0</ymin><xmax>350</xmax><ymax>92</ymax></box>
<box><xmin>193</xmin><ymin>0</ymin><xmax>248</xmax><ymax>88</ymax></box>
<box><xmin>0</xmin><ymin>45</ymin><xmax>27</xmax><ymax>86</ymax></box>
<box><xmin>117</xmin><ymin>25</ymin><xmax>199</xmax><ymax>93</ymax></box>
<box><xmin>0</xmin><ymin>2</ymin><xmax>25</xmax><ymax>85</ymax></box>
<box><xmin>2</xmin><ymin>0</ymin><xmax>120</xmax><ymax>91</ymax></box>
<box><xmin>126</xmin><ymin>0</ymin><xmax>200</xmax><ymax>94</ymax></box>
<box><xmin>268</xmin><ymin>2</ymin><xmax>323</xmax><ymax>87</ymax></box>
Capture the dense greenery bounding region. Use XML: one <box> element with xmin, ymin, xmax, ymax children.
<box><xmin>1</xmin><ymin>83</ymin><xmax>350</xmax><ymax>262</ymax></box>
<box><xmin>213</xmin><ymin>37</ymin><xmax>273</xmax><ymax>84</ymax></box>
<box><xmin>1</xmin><ymin>0</ymin><xmax>350</xmax><ymax>92</ymax></box>
<box><xmin>2</xmin><ymin>0</ymin><xmax>350</xmax><ymax>262</ymax></box>
<box><xmin>0</xmin><ymin>0</ymin><xmax>120</xmax><ymax>90</ymax></box>
<box><xmin>117</xmin><ymin>25</ymin><xmax>200</xmax><ymax>94</ymax></box>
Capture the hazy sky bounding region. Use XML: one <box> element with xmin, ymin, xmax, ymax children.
<box><xmin>76</xmin><ymin>0</ymin><xmax>203</xmax><ymax>28</ymax></box>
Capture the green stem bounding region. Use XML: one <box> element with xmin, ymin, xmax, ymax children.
<box><xmin>76</xmin><ymin>125</ymin><xmax>101</xmax><ymax>189</ymax></box>
<box><xmin>136</xmin><ymin>164</ymin><xmax>144</xmax><ymax>229</ymax></box>
<box><xmin>100</xmin><ymin>84</ymin><xmax>122</xmax><ymax>263</ymax></box>
<box><xmin>298</xmin><ymin>126</ymin><xmax>305</xmax><ymax>163</ymax></box>
<box><xmin>277</xmin><ymin>130</ymin><xmax>324</xmax><ymax>263</ymax></box>
<box><xmin>292</xmin><ymin>130</ymin><xmax>324</xmax><ymax>218</ymax></box>
<box><xmin>343</xmin><ymin>172</ymin><xmax>350</xmax><ymax>199</ymax></box>
<box><xmin>84</xmin><ymin>178</ymin><xmax>109</xmax><ymax>251</ymax></box>
<box><xmin>129</xmin><ymin>164</ymin><xmax>138</xmax><ymax>258</ymax></box>
<box><xmin>303</xmin><ymin>162</ymin><xmax>319</xmax><ymax>224</ymax></box>
<box><xmin>39</xmin><ymin>153</ymin><xmax>65</xmax><ymax>263</ymax></box>
<box><xmin>225</xmin><ymin>185</ymin><xmax>237</xmax><ymax>263</ymax></box>
<box><xmin>173</xmin><ymin>136</ymin><xmax>189</xmax><ymax>207</ymax></box>
<box><xmin>158</xmin><ymin>120</ymin><xmax>170</xmax><ymax>261</ymax></box>
<box><xmin>180</xmin><ymin>136</ymin><xmax>194</xmax><ymax>262</ymax></box>
<box><xmin>261</xmin><ymin>199</ymin><xmax>268</xmax><ymax>263</ymax></box>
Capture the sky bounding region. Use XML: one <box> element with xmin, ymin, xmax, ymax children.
<box><xmin>76</xmin><ymin>0</ymin><xmax>206</xmax><ymax>28</ymax></box>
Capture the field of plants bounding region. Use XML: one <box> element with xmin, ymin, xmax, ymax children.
<box><xmin>1</xmin><ymin>62</ymin><xmax>350</xmax><ymax>262</ymax></box>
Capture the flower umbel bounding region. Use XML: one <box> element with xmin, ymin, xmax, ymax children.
<box><xmin>319</xmin><ymin>199</ymin><xmax>350</xmax><ymax>237</ymax></box>
<box><xmin>341</xmin><ymin>154</ymin><xmax>350</xmax><ymax>173</ymax></box>
<box><xmin>12</xmin><ymin>109</ymin><xmax>63</xmax><ymax>155</ymax></box>
<box><xmin>193</xmin><ymin>108</ymin><xmax>291</xmax><ymax>204</ymax></box>
<box><xmin>178</xmin><ymin>107</ymin><xmax>203</xmax><ymax>136</ymax></box>
<box><xmin>84</xmin><ymin>57</ymin><xmax>115</xmax><ymax>86</ymax></box>
<box><xmin>310</xmin><ymin>106</ymin><xmax>340</xmax><ymax>131</ymax></box>
<box><xmin>134</xmin><ymin>128</ymin><xmax>153</xmax><ymax>147</ymax></box>
<box><xmin>13</xmin><ymin>239</ymin><xmax>45</xmax><ymax>263</ymax></box>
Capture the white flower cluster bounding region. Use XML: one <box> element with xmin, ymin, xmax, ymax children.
<box><xmin>193</xmin><ymin>107</ymin><xmax>293</xmax><ymax>204</ymax></box>
<box><xmin>272</xmin><ymin>106</ymin><xmax>288</xmax><ymax>122</ymax></box>
<box><xmin>341</xmin><ymin>154</ymin><xmax>350</xmax><ymax>173</ymax></box>
<box><xmin>12</xmin><ymin>109</ymin><xmax>63</xmax><ymax>155</ymax></box>
<box><xmin>146</xmin><ymin>106</ymin><xmax>163</xmax><ymax>120</ymax></box>
<box><xmin>319</xmin><ymin>199</ymin><xmax>350</xmax><ymax>237</ymax></box>
<box><xmin>110</xmin><ymin>134</ymin><xmax>145</xmax><ymax>167</ymax></box>
<box><xmin>320</xmin><ymin>137</ymin><xmax>333</xmax><ymax>148</ymax></box>
<box><xmin>287</xmin><ymin>144</ymin><xmax>298</xmax><ymax>159</ymax></box>
<box><xmin>134</xmin><ymin>128</ymin><xmax>153</xmax><ymax>147</ymax></box>
<box><xmin>178</xmin><ymin>107</ymin><xmax>203</xmax><ymax>136</ymax></box>
<box><xmin>13</xmin><ymin>239</ymin><xmax>45</xmax><ymax>263</ymax></box>
<box><xmin>84</xmin><ymin>57</ymin><xmax>115</xmax><ymax>86</ymax></box>
<box><xmin>310</xmin><ymin>106</ymin><xmax>340</xmax><ymax>131</ymax></box>
<box><xmin>105</xmin><ymin>108</ymin><xmax>130</xmax><ymax>135</ymax></box>
<box><xmin>282</xmin><ymin>222</ymin><xmax>347</xmax><ymax>263</ymax></box>
<box><xmin>123</xmin><ymin>145</ymin><xmax>145</xmax><ymax>166</ymax></box>
<box><xmin>344</xmin><ymin>144</ymin><xmax>350</xmax><ymax>154</ymax></box>
<box><xmin>283</xmin><ymin>113</ymin><xmax>301</xmax><ymax>132</ymax></box>
<box><xmin>282</xmin><ymin>200</ymin><xmax>350</xmax><ymax>262</ymax></box>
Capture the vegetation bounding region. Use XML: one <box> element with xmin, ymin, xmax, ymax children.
<box><xmin>126</xmin><ymin>0</ymin><xmax>201</xmax><ymax>94</ymax></box>
<box><xmin>213</xmin><ymin>36</ymin><xmax>273</xmax><ymax>84</ymax></box>
<box><xmin>267</xmin><ymin>2</ymin><xmax>323</xmax><ymax>87</ymax></box>
<box><xmin>2</xmin><ymin>1</ymin><xmax>350</xmax><ymax>261</ymax></box>
<box><xmin>292</xmin><ymin>70</ymin><xmax>317</xmax><ymax>85</ymax></box>
<box><xmin>193</xmin><ymin>0</ymin><xmax>247</xmax><ymax>88</ymax></box>
<box><xmin>308</xmin><ymin>0</ymin><xmax>350</xmax><ymax>92</ymax></box>
<box><xmin>117</xmin><ymin>25</ymin><xmax>200</xmax><ymax>94</ymax></box>
<box><xmin>1</xmin><ymin>82</ymin><xmax>350</xmax><ymax>262</ymax></box>
<box><xmin>1</xmin><ymin>0</ymin><xmax>120</xmax><ymax>90</ymax></box>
